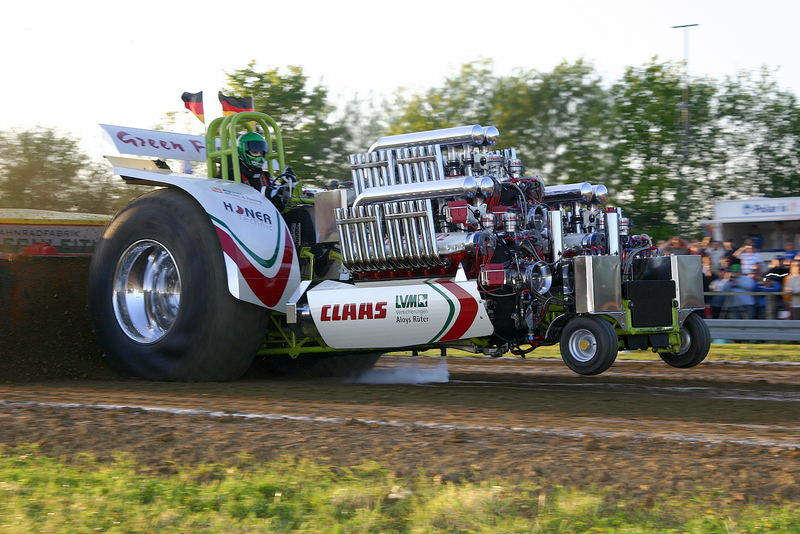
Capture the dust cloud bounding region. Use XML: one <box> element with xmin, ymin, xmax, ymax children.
<box><xmin>348</xmin><ymin>357</ymin><xmax>449</xmax><ymax>385</ymax></box>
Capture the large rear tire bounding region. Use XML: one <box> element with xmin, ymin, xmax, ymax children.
<box><xmin>559</xmin><ymin>316</ymin><xmax>619</xmax><ymax>375</ymax></box>
<box><xmin>88</xmin><ymin>188</ymin><xmax>268</xmax><ymax>381</ymax></box>
<box><xmin>658</xmin><ymin>312</ymin><xmax>710</xmax><ymax>368</ymax></box>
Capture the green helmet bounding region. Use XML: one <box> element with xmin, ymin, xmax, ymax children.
<box><xmin>237</xmin><ymin>132</ymin><xmax>268</xmax><ymax>171</ymax></box>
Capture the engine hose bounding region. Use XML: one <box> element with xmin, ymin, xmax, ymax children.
<box><xmin>509</xmin><ymin>182</ymin><xmax>529</xmax><ymax>229</ymax></box>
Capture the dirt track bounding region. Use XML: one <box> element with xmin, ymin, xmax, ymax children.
<box><xmin>0</xmin><ymin>356</ymin><xmax>798</xmax><ymax>504</ymax></box>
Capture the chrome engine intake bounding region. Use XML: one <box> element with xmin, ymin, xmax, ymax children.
<box><xmin>335</xmin><ymin>199</ymin><xmax>443</xmax><ymax>272</ymax></box>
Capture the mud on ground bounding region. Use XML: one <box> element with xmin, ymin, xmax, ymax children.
<box><xmin>0</xmin><ymin>356</ymin><xmax>798</xmax><ymax>506</ymax></box>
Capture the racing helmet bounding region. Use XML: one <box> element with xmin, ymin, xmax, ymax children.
<box><xmin>237</xmin><ymin>132</ymin><xmax>268</xmax><ymax>171</ymax></box>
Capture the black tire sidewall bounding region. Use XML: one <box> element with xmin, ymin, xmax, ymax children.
<box><xmin>560</xmin><ymin>316</ymin><xmax>619</xmax><ymax>375</ymax></box>
<box><xmin>89</xmin><ymin>188</ymin><xmax>266</xmax><ymax>380</ymax></box>
<box><xmin>659</xmin><ymin>312</ymin><xmax>711</xmax><ymax>369</ymax></box>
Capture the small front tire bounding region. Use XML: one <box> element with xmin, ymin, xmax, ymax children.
<box><xmin>559</xmin><ymin>316</ymin><xmax>619</xmax><ymax>375</ymax></box>
<box><xmin>658</xmin><ymin>313</ymin><xmax>710</xmax><ymax>368</ymax></box>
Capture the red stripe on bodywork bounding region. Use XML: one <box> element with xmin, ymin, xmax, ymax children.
<box><xmin>437</xmin><ymin>280</ymin><xmax>479</xmax><ymax>341</ymax></box>
<box><xmin>214</xmin><ymin>226</ymin><xmax>294</xmax><ymax>307</ymax></box>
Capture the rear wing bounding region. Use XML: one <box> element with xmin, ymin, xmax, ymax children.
<box><xmin>100</xmin><ymin>124</ymin><xmax>207</xmax><ymax>162</ymax></box>
<box><xmin>100</xmin><ymin>112</ymin><xmax>286</xmax><ymax>184</ymax></box>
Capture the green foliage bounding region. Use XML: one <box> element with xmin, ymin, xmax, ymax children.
<box><xmin>387</xmin><ymin>59</ymin><xmax>611</xmax><ymax>186</ymax></box>
<box><xmin>384</xmin><ymin>58</ymin><xmax>800</xmax><ymax>240</ymax></box>
<box><xmin>608</xmin><ymin>59</ymin><xmax>719</xmax><ymax>236</ymax></box>
<box><xmin>0</xmin><ymin>448</ymin><xmax>797</xmax><ymax>533</ymax></box>
<box><xmin>716</xmin><ymin>68</ymin><xmax>800</xmax><ymax>198</ymax></box>
<box><xmin>0</xmin><ymin>127</ymin><xmax>145</xmax><ymax>214</ymax></box>
<box><xmin>224</xmin><ymin>63</ymin><xmax>349</xmax><ymax>184</ymax></box>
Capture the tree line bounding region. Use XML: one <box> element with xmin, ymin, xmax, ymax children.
<box><xmin>1</xmin><ymin>59</ymin><xmax>798</xmax><ymax>239</ymax></box>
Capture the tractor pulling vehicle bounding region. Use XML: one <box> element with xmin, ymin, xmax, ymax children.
<box><xmin>89</xmin><ymin>112</ymin><xmax>710</xmax><ymax>381</ymax></box>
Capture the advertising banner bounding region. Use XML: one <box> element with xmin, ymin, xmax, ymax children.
<box><xmin>0</xmin><ymin>210</ymin><xmax>110</xmax><ymax>257</ymax></box>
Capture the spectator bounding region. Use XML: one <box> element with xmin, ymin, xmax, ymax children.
<box><xmin>780</xmin><ymin>240</ymin><xmax>798</xmax><ymax>261</ymax></box>
<box><xmin>733</xmin><ymin>263</ymin><xmax>757</xmax><ymax>319</ymax></box>
<box><xmin>722</xmin><ymin>240</ymin><xmax>739</xmax><ymax>265</ymax></box>
<box><xmin>787</xmin><ymin>260</ymin><xmax>800</xmax><ymax>320</ymax></box>
<box><xmin>733</xmin><ymin>243</ymin><xmax>764</xmax><ymax>274</ymax></box>
<box><xmin>753</xmin><ymin>267</ymin><xmax>781</xmax><ymax>319</ymax></box>
<box><xmin>748</xmin><ymin>225</ymin><xmax>764</xmax><ymax>251</ymax></box>
<box><xmin>766</xmin><ymin>257</ymin><xmax>790</xmax><ymax>278</ymax></box>
<box><xmin>687</xmin><ymin>241</ymin><xmax>703</xmax><ymax>255</ymax></box>
<box><xmin>701</xmin><ymin>255</ymin><xmax>719</xmax><ymax>316</ymax></box>
<box><xmin>662</xmin><ymin>236</ymin><xmax>689</xmax><ymax>255</ymax></box>
<box><xmin>705</xmin><ymin>240</ymin><xmax>726</xmax><ymax>271</ymax></box>
<box><xmin>709</xmin><ymin>267</ymin><xmax>735</xmax><ymax>318</ymax></box>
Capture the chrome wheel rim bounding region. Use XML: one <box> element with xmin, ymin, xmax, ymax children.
<box><xmin>568</xmin><ymin>328</ymin><xmax>597</xmax><ymax>363</ymax></box>
<box><xmin>112</xmin><ymin>239</ymin><xmax>181</xmax><ymax>343</ymax></box>
<box><xmin>676</xmin><ymin>326</ymin><xmax>692</xmax><ymax>355</ymax></box>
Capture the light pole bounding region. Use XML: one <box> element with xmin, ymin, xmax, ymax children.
<box><xmin>672</xmin><ymin>23</ymin><xmax>698</xmax><ymax>234</ymax></box>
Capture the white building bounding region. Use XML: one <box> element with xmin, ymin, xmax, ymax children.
<box><xmin>706</xmin><ymin>197</ymin><xmax>800</xmax><ymax>251</ymax></box>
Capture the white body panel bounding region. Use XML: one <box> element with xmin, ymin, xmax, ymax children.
<box><xmin>306</xmin><ymin>279</ymin><xmax>493</xmax><ymax>349</ymax></box>
<box><xmin>109</xmin><ymin>165</ymin><xmax>300</xmax><ymax>313</ymax></box>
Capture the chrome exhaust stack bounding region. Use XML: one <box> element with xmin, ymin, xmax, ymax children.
<box><xmin>368</xmin><ymin>125</ymin><xmax>488</xmax><ymax>152</ymax></box>
<box><xmin>352</xmin><ymin>175</ymin><xmax>495</xmax><ymax>207</ymax></box>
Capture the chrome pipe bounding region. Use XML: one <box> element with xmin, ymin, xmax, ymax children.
<box><xmin>367</xmin><ymin>205</ymin><xmax>386</xmax><ymax>269</ymax></box>
<box><xmin>482</xmin><ymin>126</ymin><xmax>499</xmax><ymax>146</ymax></box>
<box><xmin>349</xmin><ymin>154</ymin><xmax>360</xmax><ymax>195</ymax></box>
<box><xmin>394</xmin><ymin>205</ymin><xmax>411</xmax><ymax>267</ymax></box>
<box><xmin>378</xmin><ymin>156</ymin><xmax>389</xmax><ymax>187</ymax></box>
<box><xmin>605</xmin><ymin>210</ymin><xmax>620</xmax><ymax>255</ymax></box>
<box><xmin>334</xmin><ymin>208</ymin><xmax>351</xmax><ymax>264</ymax></box>
<box><xmin>543</xmin><ymin>182</ymin><xmax>594</xmax><ymax>204</ymax></box>
<box><xmin>423</xmin><ymin>199</ymin><xmax>440</xmax><ymax>263</ymax></box>
<box><xmin>432</xmin><ymin>144</ymin><xmax>445</xmax><ymax>180</ymax></box>
<box><xmin>369</xmin><ymin>125</ymin><xmax>485</xmax><ymax>152</ymax></box>
<box><xmin>352</xmin><ymin>175</ymin><xmax>495</xmax><ymax>207</ymax></box>
<box><xmin>384</xmin><ymin>205</ymin><xmax>400</xmax><ymax>267</ymax></box>
<box><xmin>549</xmin><ymin>209</ymin><xmax>564</xmax><ymax>262</ymax></box>
<box><xmin>370</xmin><ymin>152</ymin><xmax>381</xmax><ymax>188</ymax></box>
<box><xmin>434</xmin><ymin>231</ymin><xmax>497</xmax><ymax>256</ymax></box>
<box><xmin>353</xmin><ymin>209</ymin><xmax>367</xmax><ymax>269</ymax></box>
<box><xmin>398</xmin><ymin>203</ymin><xmax>417</xmax><ymax>263</ymax></box>
<box><xmin>591</xmin><ymin>184</ymin><xmax>608</xmax><ymax>205</ymax></box>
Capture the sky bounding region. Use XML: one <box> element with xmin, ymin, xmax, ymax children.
<box><xmin>3</xmin><ymin>0</ymin><xmax>800</xmax><ymax>157</ymax></box>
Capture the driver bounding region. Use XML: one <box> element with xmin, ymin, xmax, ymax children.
<box><xmin>235</xmin><ymin>132</ymin><xmax>289</xmax><ymax>210</ymax></box>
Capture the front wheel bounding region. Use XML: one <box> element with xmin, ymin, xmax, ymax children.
<box><xmin>658</xmin><ymin>313</ymin><xmax>710</xmax><ymax>368</ymax></box>
<box><xmin>559</xmin><ymin>316</ymin><xmax>619</xmax><ymax>375</ymax></box>
<box><xmin>88</xmin><ymin>188</ymin><xmax>269</xmax><ymax>381</ymax></box>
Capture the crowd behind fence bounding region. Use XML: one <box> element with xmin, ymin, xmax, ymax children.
<box><xmin>658</xmin><ymin>229</ymin><xmax>800</xmax><ymax>321</ymax></box>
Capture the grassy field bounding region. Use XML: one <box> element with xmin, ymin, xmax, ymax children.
<box><xmin>390</xmin><ymin>343</ymin><xmax>800</xmax><ymax>363</ymax></box>
<box><xmin>0</xmin><ymin>446</ymin><xmax>796</xmax><ymax>534</ymax></box>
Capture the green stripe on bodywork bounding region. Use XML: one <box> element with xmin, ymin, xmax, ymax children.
<box><xmin>425</xmin><ymin>281</ymin><xmax>455</xmax><ymax>343</ymax></box>
<box><xmin>209</xmin><ymin>213</ymin><xmax>282</xmax><ymax>268</ymax></box>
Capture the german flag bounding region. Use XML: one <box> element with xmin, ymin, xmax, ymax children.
<box><xmin>181</xmin><ymin>91</ymin><xmax>204</xmax><ymax>123</ymax></box>
<box><xmin>219</xmin><ymin>91</ymin><xmax>254</xmax><ymax>116</ymax></box>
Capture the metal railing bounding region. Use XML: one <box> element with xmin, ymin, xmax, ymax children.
<box><xmin>702</xmin><ymin>291</ymin><xmax>799</xmax><ymax>342</ymax></box>
<box><xmin>705</xmin><ymin>319</ymin><xmax>800</xmax><ymax>342</ymax></box>
<box><xmin>703</xmin><ymin>291</ymin><xmax>794</xmax><ymax>320</ymax></box>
